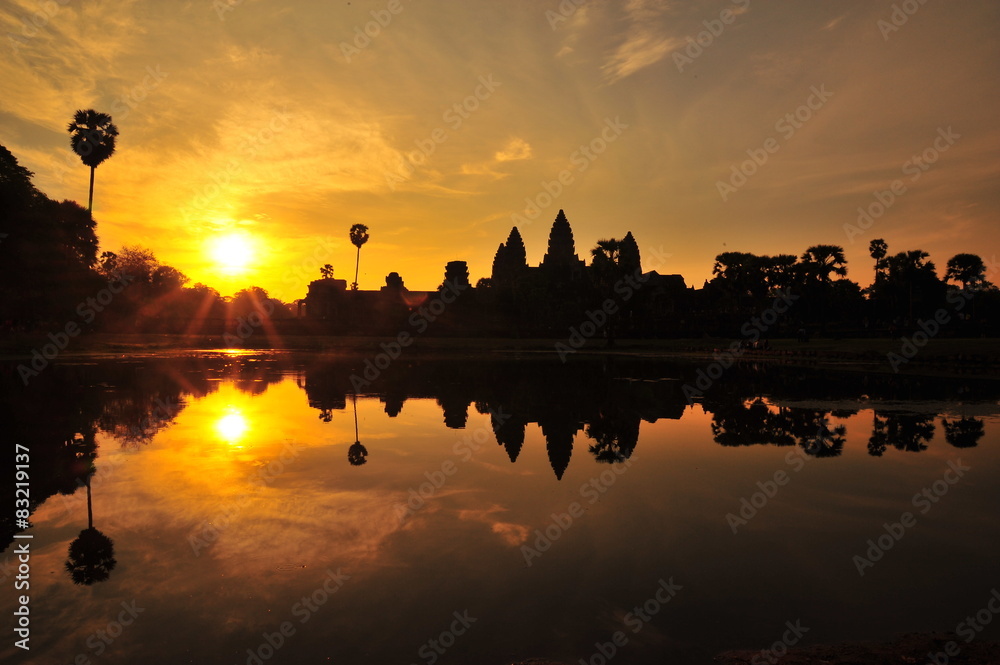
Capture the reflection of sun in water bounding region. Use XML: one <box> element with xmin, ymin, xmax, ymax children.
<box><xmin>208</xmin><ymin>232</ymin><xmax>256</xmax><ymax>276</ymax></box>
<box><xmin>215</xmin><ymin>408</ymin><xmax>248</xmax><ymax>445</ymax></box>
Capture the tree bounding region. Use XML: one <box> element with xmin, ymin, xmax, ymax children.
<box><xmin>590</xmin><ymin>239</ymin><xmax>626</xmax><ymax>346</ymax></box>
<box><xmin>945</xmin><ymin>253</ymin><xmax>988</xmax><ymax>292</ymax></box>
<box><xmin>880</xmin><ymin>250</ymin><xmax>944</xmax><ymax>320</ymax></box>
<box><xmin>64</xmin><ymin>471</ymin><xmax>117</xmax><ymax>585</ymax></box>
<box><xmin>800</xmin><ymin>244</ymin><xmax>848</xmax><ymax>284</ymax></box>
<box><xmin>869</xmin><ymin>238</ymin><xmax>888</xmax><ymax>289</ymax></box>
<box><xmin>762</xmin><ymin>254</ymin><xmax>800</xmax><ymax>294</ymax></box>
<box><xmin>348</xmin><ymin>394</ymin><xmax>368</xmax><ymax>466</ymax></box>
<box><xmin>67</xmin><ymin>109</ymin><xmax>118</xmax><ymax>212</ymax></box>
<box><xmin>115</xmin><ymin>245</ymin><xmax>158</xmax><ymax>284</ymax></box>
<box><xmin>590</xmin><ymin>238</ymin><xmax>622</xmax><ymax>279</ymax></box>
<box><xmin>150</xmin><ymin>265</ymin><xmax>188</xmax><ymax>295</ymax></box>
<box><xmin>320</xmin><ymin>264</ymin><xmax>334</xmax><ymax>279</ymax></box>
<box><xmin>349</xmin><ymin>223</ymin><xmax>369</xmax><ymax>290</ymax></box>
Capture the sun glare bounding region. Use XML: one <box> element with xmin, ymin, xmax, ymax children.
<box><xmin>209</xmin><ymin>232</ymin><xmax>256</xmax><ymax>275</ymax></box>
<box><xmin>215</xmin><ymin>408</ymin><xmax>249</xmax><ymax>444</ymax></box>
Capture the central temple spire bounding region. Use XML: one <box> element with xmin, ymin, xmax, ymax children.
<box><xmin>542</xmin><ymin>209</ymin><xmax>580</xmax><ymax>268</ymax></box>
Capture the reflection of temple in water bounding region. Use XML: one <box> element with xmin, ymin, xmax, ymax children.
<box><xmin>304</xmin><ymin>358</ymin><xmax>687</xmax><ymax>479</ymax></box>
<box><xmin>3</xmin><ymin>353</ymin><xmax>995</xmax><ymax>555</ymax></box>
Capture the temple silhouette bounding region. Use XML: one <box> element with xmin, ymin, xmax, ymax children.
<box><xmin>302</xmin><ymin>210</ymin><xmax>690</xmax><ymax>336</ymax></box>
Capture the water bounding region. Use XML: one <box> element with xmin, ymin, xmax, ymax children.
<box><xmin>2</xmin><ymin>353</ymin><xmax>999</xmax><ymax>664</ymax></box>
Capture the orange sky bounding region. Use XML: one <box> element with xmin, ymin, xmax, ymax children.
<box><xmin>2</xmin><ymin>0</ymin><xmax>998</xmax><ymax>300</ymax></box>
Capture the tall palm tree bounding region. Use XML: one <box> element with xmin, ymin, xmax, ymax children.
<box><xmin>869</xmin><ymin>238</ymin><xmax>888</xmax><ymax>290</ymax></box>
<box><xmin>64</xmin><ymin>472</ymin><xmax>117</xmax><ymax>585</ymax></box>
<box><xmin>349</xmin><ymin>224</ymin><xmax>369</xmax><ymax>290</ymax></box>
<box><xmin>348</xmin><ymin>393</ymin><xmax>368</xmax><ymax>466</ymax></box>
<box><xmin>67</xmin><ymin>109</ymin><xmax>119</xmax><ymax>213</ymax></box>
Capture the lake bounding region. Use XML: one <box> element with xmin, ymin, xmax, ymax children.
<box><xmin>2</xmin><ymin>352</ymin><xmax>999</xmax><ymax>664</ymax></box>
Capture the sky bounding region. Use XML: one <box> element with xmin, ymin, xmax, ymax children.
<box><xmin>1</xmin><ymin>0</ymin><xmax>998</xmax><ymax>301</ymax></box>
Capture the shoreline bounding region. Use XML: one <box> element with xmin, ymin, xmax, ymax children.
<box><xmin>1</xmin><ymin>333</ymin><xmax>999</xmax><ymax>379</ymax></box>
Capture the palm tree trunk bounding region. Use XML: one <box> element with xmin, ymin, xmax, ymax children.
<box><xmin>353</xmin><ymin>393</ymin><xmax>359</xmax><ymax>442</ymax></box>
<box><xmin>86</xmin><ymin>474</ymin><xmax>94</xmax><ymax>530</ymax></box>
<box><xmin>88</xmin><ymin>165</ymin><xmax>95</xmax><ymax>213</ymax></box>
<box><xmin>354</xmin><ymin>246</ymin><xmax>361</xmax><ymax>289</ymax></box>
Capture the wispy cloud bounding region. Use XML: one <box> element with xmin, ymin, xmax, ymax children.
<box><xmin>495</xmin><ymin>137</ymin><xmax>533</xmax><ymax>162</ymax></box>
<box><xmin>601</xmin><ymin>0</ymin><xmax>682</xmax><ymax>83</ymax></box>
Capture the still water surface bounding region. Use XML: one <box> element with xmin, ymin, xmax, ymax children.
<box><xmin>2</xmin><ymin>353</ymin><xmax>999</xmax><ymax>664</ymax></box>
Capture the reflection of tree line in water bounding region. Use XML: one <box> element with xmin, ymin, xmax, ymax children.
<box><xmin>1</xmin><ymin>356</ymin><xmax>994</xmax><ymax>584</ymax></box>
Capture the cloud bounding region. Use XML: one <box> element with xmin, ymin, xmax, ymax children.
<box><xmin>494</xmin><ymin>137</ymin><xmax>532</xmax><ymax>162</ymax></box>
<box><xmin>601</xmin><ymin>0</ymin><xmax>682</xmax><ymax>83</ymax></box>
<box><xmin>460</xmin><ymin>138</ymin><xmax>533</xmax><ymax>179</ymax></box>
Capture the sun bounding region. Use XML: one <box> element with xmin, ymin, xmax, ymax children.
<box><xmin>215</xmin><ymin>408</ymin><xmax>248</xmax><ymax>444</ymax></box>
<box><xmin>208</xmin><ymin>232</ymin><xmax>256</xmax><ymax>275</ymax></box>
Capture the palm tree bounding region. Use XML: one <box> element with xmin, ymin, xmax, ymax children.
<box><xmin>64</xmin><ymin>472</ymin><xmax>117</xmax><ymax>585</ymax></box>
<box><xmin>348</xmin><ymin>393</ymin><xmax>368</xmax><ymax>466</ymax></box>
<box><xmin>349</xmin><ymin>224</ymin><xmax>369</xmax><ymax>290</ymax></box>
<box><xmin>945</xmin><ymin>253</ymin><xmax>987</xmax><ymax>291</ymax></box>
<box><xmin>869</xmin><ymin>238</ymin><xmax>888</xmax><ymax>290</ymax></box>
<box><xmin>590</xmin><ymin>238</ymin><xmax>621</xmax><ymax>283</ymax></box>
<box><xmin>590</xmin><ymin>239</ymin><xmax>624</xmax><ymax>347</ymax></box>
<box><xmin>67</xmin><ymin>109</ymin><xmax>119</xmax><ymax>213</ymax></box>
<box><xmin>800</xmin><ymin>244</ymin><xmax>848</xmax><ymax>284</ymax></box>
<box><xmin>320</xmin><ymin>264</ymin><xmax>335</xmax><ymax>279</ymax></box>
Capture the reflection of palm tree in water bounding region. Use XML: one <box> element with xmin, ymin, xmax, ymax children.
<box><xmin>942</xmin><ymin>416</ymin><xmax>985</xmax><ymax>448</ymax></box>
<box><xmin>803</xmin><ymin>416</ymin><xmax>846</xmax><ymax>458</ymax></box>
<box><xmin>65</xmin><ymin>470</ymin><xmax>117</xmax><ymax>585</ymax></box>
<box><xmin>867</xmin><ymin>412</ymin><xmax>935</xmax><ymax>456</ymax></box>
<box><xmin>348</xmin><ymin>393</ymin><xmax>368</xmax><ymax>466</ymax></box>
